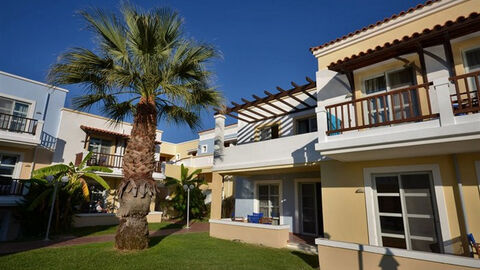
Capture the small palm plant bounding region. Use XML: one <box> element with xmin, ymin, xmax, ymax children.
<box><xmin>20</xmin><ymin>152</ymin><xmax>112</xmax><ymax>234</ymax></box>
<box><xmin>165</xmin><ymin>164</ymin><xmax>207</xmax><ymax>220</ymax></box>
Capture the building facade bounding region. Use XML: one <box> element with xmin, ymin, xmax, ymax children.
<box><xmin>209</xmin><ymin>0</ymin><xmax>480</xmax><ymax>268</ymax></box>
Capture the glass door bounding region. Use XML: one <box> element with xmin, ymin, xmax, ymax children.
<box><xmin>300</xmin><ymin>183</ymin><xmax>317</xmax><ymax>235</ymax></box>
<box><xmin>373</xmin><ymin>172</ymin><xmax>442</xmax><ymax>253</ymax></box>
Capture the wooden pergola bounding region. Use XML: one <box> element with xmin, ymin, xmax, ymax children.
<box><xmin>214</xmin><ymin>77</ymin><xmax>317</xmax><ymax>123</ymax></box>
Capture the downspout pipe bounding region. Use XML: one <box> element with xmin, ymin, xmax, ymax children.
<box><xmin>452</xmin><ymin>154</ymin><xmax>472</xmax><ymax>256</ymax></box>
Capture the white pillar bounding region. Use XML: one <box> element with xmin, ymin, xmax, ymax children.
<box><xmin>433</xmin><ymin>77</ymin><xmax>455</xmax><ymax>126</ymax></box>
<box><xmin>316</xmin><ymin>106</ymin><xmax>327</xmax><ymax>143</ymax></box>
<box><xmin>213</xmin><ymin>114</ymin><xmax>226</xmax><ymax>163</ymax></box>
<box><xmin>34</xmin><ymin>120</ymin><xmax>44</xmax><ymax>141</ymax></box>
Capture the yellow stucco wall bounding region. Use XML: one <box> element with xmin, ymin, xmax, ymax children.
<box><xmin>321</xmin><ymin>153</ymin><xmax>480</xmax><ymax>255</ymax></box>
<box><xmin>317</xmin><ymin>244</ymin><xmax>479</xmax><ymax>270</ymax></box>
<box><xmin>315</xmin><ymin>0</ymin><xmax>480</xmax><ymax>69</ymax></box>
<box><xmin>0</xmin><ymin>146</ymin><xmax>54</xmax><ymax>179</ymax></box>
<box><xmin>452</xmin><ymin>35</ymin><xmax>480</xmax><ymax>76</ymax></box>
<box><xmin>175</xmin><ymin>140</ymin><xmax>199</xmax><ymax>160</ymax></box>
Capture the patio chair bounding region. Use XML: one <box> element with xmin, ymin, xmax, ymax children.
<box><xmin>468</xmin><ymin>233</ymin><xmax>480</xmax><ymax>256</ymax></box>
<box><xmin>259</xmin><ymin>217</ymin><xmax>273</xmax><ymax>224</ymax></box>
<box><xmin>247</xmin><ymin>212</ymin><xmax>263</xmax><ymax>223</ymax></box>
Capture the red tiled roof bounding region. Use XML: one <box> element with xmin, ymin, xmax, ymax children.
<box><xmin>80</xmin><ymin>125</ymin><xmax>161</xmax><ymax>144</ymax></box>
<box><xmin>310</xmin><ymin>0</ymin><xmax>441</xmax><ymax>53</ymax></box>
<box><xmin>328</xmin><ymin>12</ymin><xmax>480</xmax><ymax>69</ymax></box>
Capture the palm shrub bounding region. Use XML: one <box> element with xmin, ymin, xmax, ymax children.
<box><xmin>165</xmin><ymin>164</ymin><xmax>207</xmax><ymax>220</ymax></box>
<box><xmin>16</xmin><ymin>152</ymin><xmax>111</xmax><ymax>236</ymax></box>
<box><xmin>47</xmin><ymin>4</ymin><xmax>221</xmax><ymax>250</ymax></box>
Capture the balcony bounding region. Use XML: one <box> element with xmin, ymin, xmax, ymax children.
<box><xmin>213</xmin><ymin>132</ymin><xmax>321</xmax><ymax>172</ymax></box>
<box><xmin>76</xmin><ymin>152</ymin><xmax>165</xmax><ymax>178</ymax></box>
<box><xmin>0</xmin><ymin>113</ymin><xmax>44</xmax><ymax>147</ymax></box>
<box><xmin>316</xmin><ymin>73</ymin><xmax>480</xmax><ymax>161</ymax></box>
<box><xmin>0</xmin><ymin>179</ymin><xmax>28</xmax><ymax>206</ymax></box>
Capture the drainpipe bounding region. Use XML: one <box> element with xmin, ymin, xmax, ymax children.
<box><xmin>452</xmin><ymin>154</ymin><xmax>472</xmax><ymax>256</ymax></box>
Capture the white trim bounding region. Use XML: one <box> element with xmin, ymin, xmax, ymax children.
<box><xmin>363</xmin><ymin>164</ymin><xmax>453</xmax><ymax>254</ymax></box>
<box><xmin>312</xmin><ymin>0</ymin><xmax>465</xmax><ymax>57</ymax></box>
<box><xmin>253</xmin><ymin>180</ymin><xmax>283</xmax><ymax>224</ymax></box>
<box><xmin>209</xmin><ymin>218</ymin><xmax>290</xmax><ymax>230</ymax></box>
<box><xmin>0</xmin><ymin>151</ymin><xmax>24</xmax><ymax>179</ymax></box>
<box><xmin>0</xmin><ymin>93</ymin><xmax>36</xmax><ymax>119</ymax></box>
<box><xmin>0</xmin><ymin>70</ymin><xmax>69</xmax><ymax>93</ymax></box>
<box><xmin>462</xmin><ymin>44</ymin><xmax>480</xmax><ymax>73</ymax></box>
<box><xmin>294</xmin><ymin>178</ymin><xmax>322</xmax><ymax>235</ymax></box>
<box><xmin>315</xmin><ymin>238</ymin><xmax>480</xmax><ymax>268</ymax></box>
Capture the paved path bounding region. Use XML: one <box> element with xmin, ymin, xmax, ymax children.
<box><xmin>0</xmin><ymin>222</ymin><xmax>209</xmax><ymax>255</ymax></box>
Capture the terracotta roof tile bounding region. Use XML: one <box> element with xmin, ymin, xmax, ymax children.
<box><xmin>327</xmin><ymin>12</ymin><xmax>480</xmax><ymax>69</ymax></box>
<box><xmin>80</xmin><ymin>125</ymin><xmax>161</xmax><ymax>144</ymax></box>
<box><xmin>310</xmin><ymin>0</ymin><xmax>441</xmax><ymax>53</ymax></box>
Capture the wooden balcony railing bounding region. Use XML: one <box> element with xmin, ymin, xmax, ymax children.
<box><xmin>0</xmin><ymin>178</ymin><xmax>27</xmax><ymax>196</ymax></box>
<box><xmin>449</xmin><ymin>70</ymin><xmax>480</xmax><ymax>115</ymax></box>
<box><xmin>0</xmin><ymin>113</ymin><xmax>37</xmax><ymax>134</ymax></box>
<box><xmin>81</xmin><ymin>152</ymin><xmax>164</xmax><ymax>173</ymax></box>
<box><xmin>325</xmin><ymin>83</ymin><xmax>438</xmax><ymax>135</ymax></box>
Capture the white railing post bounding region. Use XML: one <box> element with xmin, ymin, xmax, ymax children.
<box><xmin>433</xmin><ymin>77</ymin><xmax>455</xmax><ymax>126</ymax></box>
<box><xmin>34</xmin><ymin>120</ymin><xmax>44</xmax><ymax>141</ymax></box>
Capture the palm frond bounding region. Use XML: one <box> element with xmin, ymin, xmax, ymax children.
<box><xmin>83</xmin><ymin>166</ymin><xmax>113</xmax><ymax>173</ymax></box>
<box><xmin>82</xmin><ymin>172</ymin><xmax>110</xmax><ymax>190</ymax></box>
<box><xmin>33</xmin><ymin>164</ymin><xmax>70</xmax><ymax>179</ymax></box>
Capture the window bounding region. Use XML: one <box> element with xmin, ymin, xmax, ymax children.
<box><xmin>464</xmin><ymin>47</ymin><xmax>480</xmax><ymax>91</ymax></box>
<box><xmin>373</xmin><ymin>172</ymin><xmax>441</xmax><ymax>253</ymax></box>
<box><xmin>201</xmin><ymin>145</ymin><xmax>208</xmax><ymax>153</ymax></box>
<box><xmin>88</xmin><ymin>137</ymin><xmax>113</xmax><ymax>154</ymax></box>
<box><xmin>258</xmin><ymin>124</ymin><xmax>279</xmax><ymax>141</ymax></box>
<box><xmin>175</xmin><ymin>153</ymin><xmax>180</xmax><ymax>160</ymax></box>
<box><xmin>296</xmin><ymin>116</ymin><xmax>317</xmax><ymax>134</ymax></box>
<box><xmin>365</xmin><ymin>75</ymin><xmax>387</xmax><ymax>94</ymax></box>
<box><xmin>258</xmin><ymin>184</ymin><xmax>280</xmax><ymax>218</ymax></box>
<box><xmin>224</xmin><ymin>140</ymin><xmax>236</xmax><ymax>148</ymax></box>
<box><xmin>363</xmin><ymin>67</ymin><xmax>418</xmax><ymax>124</ymax></box>
<box><xmin>0</xmin><ymin>154</ymin><xmax>18</xmax><ymax>180</ymax></box>
<box><xmin>0</xmin><ymin>97</ymin><xmax>31</xmax><ymax>132</ymax></box>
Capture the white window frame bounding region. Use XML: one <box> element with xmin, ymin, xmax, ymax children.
<box><xmin>253</xmin><ymin>180</ymin><xmax>283</xmax><ymax>224</ymax></box>
<box><xmin>201</xmin><ymin>144</ymin><xmax>208</xmax><ymax>153</ymax></box>
<box><xmin>462</xmin><ymin>45</ymin><xmax>480</xmax><ymax>73</ymax></box>
<box><xmin>364</xmin><ymin>165</ymin><xmax>452</xmax><ymax>254</ymax></box>
<box><xmin>294</xmin><ymin>114</ymin><xmax>318</xmax><ymax>135</ymax></box>
<box><xmin>0</xmin><ymin>94</ymin><xmax>35</xmax><ymax>119</ymax></box>
<box><xmin>0</xmin><ymin>151</ymin><xmax>23</xmax><ymax>179</ymax></box>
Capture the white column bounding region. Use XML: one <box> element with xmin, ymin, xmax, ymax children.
<box><xmin>433</xmin><ymin>77</ymin><xmax>455</xmax><ymax>126</ymax></box>
<box><xmin>213</xmin><ymin>114</ymin><xmax>226</xmax><ymax>163</ymax></box>
<box><xmin>34</xmin><ymin>120</ymin><xmax>44</xmax><ymax>141</ymax></box>
<box><xmin>316</xmin><ymin>106</ymin><xmax>327</xmax><ymax>143</ymax></box>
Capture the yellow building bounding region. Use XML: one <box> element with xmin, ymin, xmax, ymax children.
<box><xmin>209</xmin><ymin>0</ymin><xmax>480</xmax><ymax>268</ymax></box>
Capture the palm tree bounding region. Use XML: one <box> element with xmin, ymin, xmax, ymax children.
<box><xmin>165</xmin><ymin>164</ymin><xmax>206</xmax><ymax>220</ymax></box>
<box><xmin>47</xmin><ymin>4</ymin><xmax>221</xmax><ymax>250</ymax></box>
<box><xmin>31</xmin><ymin>152</ymin><xmax>112</xmax><ymax>232</ymax></box>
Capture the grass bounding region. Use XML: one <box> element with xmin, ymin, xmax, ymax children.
<box><xmin>67</xmin><ymin>222</ymin><xmax>184</xmax><ymax>237</ymax></box>
<box><xmin>0</xmin><ymin>233</ymin><xmax>319</xmax><ymax>270</ymax></box>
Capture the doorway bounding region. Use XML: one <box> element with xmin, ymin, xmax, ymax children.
<box><xmin>299</xmin><ymin>182</ymin><xmax>323</xmax><ymax>236</ymax></box>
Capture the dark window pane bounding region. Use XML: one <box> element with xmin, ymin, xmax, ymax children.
<box><xmin>297</xmin><ymin>119</ymin><xmax>309</xmax><ymax>134</ymax></box>
<box><xmin>376</xmin><ymin>176</ymin><xmax>399</xmax><ymax>193</ymax></box>
<box><xmin>387</xmin><ymin>67</ymin><xmax>414</xmax><ymax>90</ymax></box>
<box><xmin>0</xmin><ymin>166</ymin><xmax>14</xmax><ymax>176</ymax></box>
<box><xmin>259</xmin><ymin>185</ymin><xmax>268</xmax><ymax>196</ymax></box>
<box><xmin>380</xmin><ymin>216</ymin><xmax>404</xmax><ymax>234</ymax></box>
<box><xmin>382</xmin><ymin>236</ymin><xmax>406</xmax><ymax>249</ymax></box>
<box><xmin>1</xmin><ymin>155</ymin><xmax>17</xmax><ymax>165</ymax></box>
<box><xmin>365</xmin><ymin>76</ymin><xmax>386</xmax><ymax>94</ymax></box>
<box><xmin>465</xmin><ymin>47</ymin><xmax>480</xmax><ymax>70</ymax></box>
<box><xmin>411</xmin><ymin>239</ymin><xmax>440</xmax><ymax>253</ymax></box>
<box><xmin>408</xmin><ymin>217</ymin><xmax>437</xmax><ymax>238</ymax></box>
<box><xmin>271</xmin><ymin>125</ymin><xmax>279</xmax><ymax>139</ymax></box>
<box><xmin>404</xmin><ymin>196</ymin><xmax>434</xmax><ymax>215</ymax></box>
<box><xmin>401</xmin><ymin>174</ymin><xmax>430</xmax><ymax>193</ymax></box>
<box><xmin>378</xmin><ymin>196</ymin><xmax>402</xmax><ymax>213</ymax></box>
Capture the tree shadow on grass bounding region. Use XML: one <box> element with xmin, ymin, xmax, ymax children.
<box><xmin>148</xmin><ymin>220</ymin><xmax>185</xmax><ymax>248</ymax></box>
<box><xmin>290</xmin><ymin>251</ymin><xmax>319</xmax><ymax>269</ymax></box>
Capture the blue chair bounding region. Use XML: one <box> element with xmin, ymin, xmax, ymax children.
<box><xmin>247</xmin><ymin>212</ymin><xmax>263</xmax><ymax>223</ymax></box>
<box><xmin>468</xmin><ymin>233</ymin><xmax>480</xmax><ymax>255</ymax></box>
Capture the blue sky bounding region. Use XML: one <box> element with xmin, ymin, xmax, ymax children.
<box><xmin>0</xmin><ymin>0</ymin><xmax>420</xmax><ymax>142</ymax></box>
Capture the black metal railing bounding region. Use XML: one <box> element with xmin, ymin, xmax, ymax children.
<box><xmin>0</xmin><ymin>113</ymin><xmax>37</xmax><ymax>134</ymax></box>
<box><xmin>83</xmin><ymin>151</ymin><xmax>164</xmax><ymax>173</ymax></box>
<box><xmin>0</xmin><ymin>178</ymin><xmax>27</xmax><ymax>196</ymax></box>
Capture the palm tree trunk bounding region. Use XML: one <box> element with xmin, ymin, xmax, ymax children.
<box><xmin>115</xmin><ymin>97</ymin><xmax>157</xmax><ymax>250</ymax></box>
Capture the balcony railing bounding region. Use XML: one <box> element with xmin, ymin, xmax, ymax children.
<box><xmin>450</xmin><ymin>70</ymin><xmax>480</xmax><ymax>115</ymax></box>
<box><xmin>0</xmin><ymin>178</ymin><xmax>27</xmax><ymax>196</ymax></box>
<box><xmin>80</xmin><ymin>152</ymin><xmax>163</xmax><ymax>173</ymax></box>
<box><xmin>0</xmin><ymin>113</ymin><xmax>38</xmax><ymax>135</ymax></box>
<box><xmin>325</xmin><ymin>83</ymin><xmax>438</xmax><ymax>135</ymax></box>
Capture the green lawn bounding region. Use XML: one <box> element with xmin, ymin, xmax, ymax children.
<box><xmin>67</xmin><ymin>222</ymin><xmax>184</xmax><ymax>237</ymax></box>
<box><xmin>0</xmin><ymin>233</ymin><xmax>318</xmax><ymax>270</ymax></box>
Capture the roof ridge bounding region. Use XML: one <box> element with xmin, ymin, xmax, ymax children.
<box><xmin>310</xmin><ymin>0</ymin><xmax>441</xmax><ymax>53</ymax></box>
